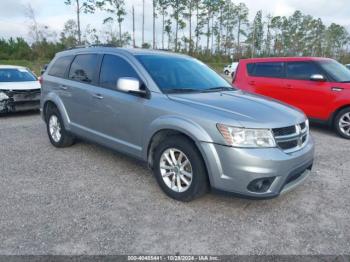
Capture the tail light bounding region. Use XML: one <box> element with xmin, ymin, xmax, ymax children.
<box><xmin>38</xmin><ymin>76</ymin><xmax>43</xmax><ymax>85</ymax></box>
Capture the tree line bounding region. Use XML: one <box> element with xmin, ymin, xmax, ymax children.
<box><xmin>1</xmin><ymin>0</ymin><xmax>350</xmax><ymax>64</ymax></box>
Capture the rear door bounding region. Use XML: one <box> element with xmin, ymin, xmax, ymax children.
<box><xmin>66</xmin><ymin>53</ymin><xmax>100</xmax><ymax>130</ymax></box>
<box><xmin>46</xmin><ymin>55</ymin><xmax>74</xmax><ymax>116</ymax></box>
<box><xmin>245</xmin><ymin>62</ymin><xmax>286</xmax><ymax>100</ymax></box>
<box><xmin>284</xmin><ymin>61</ymin><xmax>333</xmax><ymax>119</ymax></box>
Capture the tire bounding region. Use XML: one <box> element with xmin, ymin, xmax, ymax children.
<box><xmin>153</xmin><ymin>135</ymin><xmax>209</xmax><ymax>202</ymax></box>
<box><xmin>224</xmin><ymin>70</ymin><xmax>229</xmax><ymax>75</ymax></box>
<box><xmin>46</xmin><ymin>106</ymin><xmax>75</xmax><ymax>147</ymax></box>
<box><xmin>334</xmin><ymin>107</ymin><xmax>350</xmax><ymax>139</ymax></box>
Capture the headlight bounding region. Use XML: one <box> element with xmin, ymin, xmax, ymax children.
<box><xmin>0</xmin><ymin>92</ymin><xmax>9</xmax><ymax>101</ymax></box>
<box><xmin>217</xmin><ymin>124</ymin><xmax>276</xmax><ymax>148</ymax></box>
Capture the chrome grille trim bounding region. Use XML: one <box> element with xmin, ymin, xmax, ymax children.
<box><xmin>273</xmin><ymin>122</ymin><xmax>309</xmax><ymax>153</ymax></box>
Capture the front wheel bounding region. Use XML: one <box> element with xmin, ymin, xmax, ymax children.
<box><xmin>334</xmin><ymin>107</ymin><xmax>350</xmax><ymax>139</ymax></box>
<box><xmin>224</xmin><ymin>70</ymin><xmax>230</xmax><ymax>75</ymax></box>
<box><xmin>153</xmin><ymin>135</ymin><xmax>209</xmax><ymax>202</ymax></box>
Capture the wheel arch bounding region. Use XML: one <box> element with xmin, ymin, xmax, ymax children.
<box><xmin>330</xmin><ymin>104</ymin><xmax>350</xmax><ymax>125</ymax></box>
<box><xmin>42</xmin><ymin>94</ymin><xmax>71</xmax><ymax>130</ymax></box>
<box><xmin>144</xmin><ymin>116</ymin><xmax>215</xmax><ymax>186</ymax></box>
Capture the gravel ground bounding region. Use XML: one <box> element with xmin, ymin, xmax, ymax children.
<box><xmin>0</xmin><ymin>111</ymin><xmax>349</xmax><ymax>255</ymax></box>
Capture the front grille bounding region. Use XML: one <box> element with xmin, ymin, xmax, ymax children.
<box><xmin>278</xmin><ymin>140</ymin><xmax>298</xmax><ymax>150</ymax></box>
<box><xmin>273</xmin><ymin>122</ymin><xmax>308</xmax><ymax>153</ymax></box>
<box><xmin>272</xmin><ymin>126</ymin><xmax>296</xmax><ymax>137</ymax></box>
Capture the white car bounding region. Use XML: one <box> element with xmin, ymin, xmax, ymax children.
<box><xmin>0</xmin><ymin>65</ymin><xmax>41</xmax><ymax>114</ymax></box>
<box><xmin>223</xmin><ymin>62</ymin><xmax>238</xmax><ymax>76</ymax></box>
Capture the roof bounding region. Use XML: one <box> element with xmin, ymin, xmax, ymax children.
<box><xmin>56</xmin><ymin>47</ymin><xmax>190</xmax><ymax>59</ymax></box>
<box><xmin>239</xmin><ymin>57</ymin><xmax>332</xmax><ymax>63</ymax></box>
<box><xmin>0</xmin><ymin>65</ymin><xmax>27</xmax><ymax>69</ymax></box>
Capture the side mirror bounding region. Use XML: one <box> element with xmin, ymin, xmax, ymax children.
<box><xmin>117</xmin><ymin>77</ymin><xmax>147</xmax><ymax>96</ymax></box>
<box><xmin>310</xmin><ymin>74</ymin><xmax>326</xmax><ymax>82</ymax></box>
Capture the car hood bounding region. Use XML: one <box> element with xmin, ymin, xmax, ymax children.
<box><xmin>0</xmin><ymin>81</ymin><xmax>40</xmax><ymax>91</ymax></box>
<box><xmin>167</xmin><ymin>90</ymin><xmax>306</xmax><ymax>129</ymax></box>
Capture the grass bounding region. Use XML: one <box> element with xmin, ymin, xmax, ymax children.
<box><xmin>0</xmin><ymin>60</ymin><xmax>49</xmax><ymax>76</ymax></box>
<box><xmin>206</xmin><ymin>62</ymin><xmax>227</xmax><ymax>74</ymax></box>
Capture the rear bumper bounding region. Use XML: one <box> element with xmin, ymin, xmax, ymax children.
<box><xmin>200</xmin><ymin>136</ymin><xmax>315</xmax><ymax>199</ymax></box>
<box><xmin>0</xmin><ymin>89</ymin><xmax>40</xmax><ymax>113</ymax></box>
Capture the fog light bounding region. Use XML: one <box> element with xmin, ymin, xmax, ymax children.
<box><xmin>247</xmin><ymin>177</ymin><xmax>275</xmax><ymax>193</ymax></box>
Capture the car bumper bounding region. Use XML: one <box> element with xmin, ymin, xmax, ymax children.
<box><xmin>0</xmin><ymin>89</ymin><xmax>41</xmax><ymax>113</ymax></box>
<box><xmin>199</xmin><ymin>136</ymin><xmax>315</xmax><ymax>199</ymax></box>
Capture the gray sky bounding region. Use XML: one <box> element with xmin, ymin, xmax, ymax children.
<box><xmin>0</xmin><ymin>0</ymin><xmax>349</xmax><ymax>46</ymax></box>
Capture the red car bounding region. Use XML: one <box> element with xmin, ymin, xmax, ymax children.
<box><xmin>233</xmin><ymin>57</ymin><xmax>350</xmax><ymax>139</ymax></box>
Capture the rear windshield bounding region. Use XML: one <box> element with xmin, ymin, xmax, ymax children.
<box><xmin>0</xmin><ymin>68</ymin><xmax>37</xmax><ymax>82</ymax></box>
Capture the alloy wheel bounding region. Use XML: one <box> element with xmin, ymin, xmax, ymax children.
<box><xmin>49</xmin><ymin>115</ymin><xmax>62</xmax><ymax>142</ymax></box>
<box><xmin>339</xmin><ymin>112</ymin><xmax>350</xmax><ymax>137</ymax></box>
<box><xmin>159</xmin><ymin>148</ymin><xmax>193</xmax><ymax>193</ymax></box>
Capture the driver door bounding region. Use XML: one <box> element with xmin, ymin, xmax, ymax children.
<box><xmin>88</xmin><ymin>54</ymin><xmax>148</xmax><ymax>157</ymax></box>
<box><xmin>283</xmin><ymin>61</ymin><xmax>334</xmax><ymax>119</ymax></box>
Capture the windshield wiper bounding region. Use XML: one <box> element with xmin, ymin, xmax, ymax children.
<box><xmin>164</xmin><ymin>88</ymin><xmax>201</xmax><ymax>94</ymax></box>
<box><xmin>340</xmin><ymin>80</ymin><xmax>350</xmax><ymax>83</ymax></box>
<box><xmin>200</xmin><ymin>86</ymin><xmax>234</xmax><ymax>93</ymax></box>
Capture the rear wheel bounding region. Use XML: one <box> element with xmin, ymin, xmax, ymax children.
<box><xmin>224</xmin><ymin>70</ymin><xmax>230</xmax><ymax>75</ymax></box>
<box><xmin>46</xmin><ymin>106</ymin><xmax>75</xmax><ymax>147</ymax></box>
<box><xmin>334</xmin><ymin>107</ymin><xmax>350</xmax><ymax>139</ymax></box>
<box><xmin>153</xmin><ymin>135</ymin><xmax>209</xmax><ymax>202</ymax></box>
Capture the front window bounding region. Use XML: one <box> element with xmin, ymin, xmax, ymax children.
<box><xmin>286</xmin><ymin>62</ymin><xmax>321</xmax><ymax>80</ymax></box>
<box><xmin>136</xmin><ymin>55</ymin><xmax>233</xmax><ymax>93</ymax></box>
<box><xmin>318</xmin><ymin>60</ymin><xmax>350</xmax><ymax>83</ymax></box>
<box><xmin>0</xmin><ymin>68</ymin><xmax>37</xmax><ymax>82</ymax></box>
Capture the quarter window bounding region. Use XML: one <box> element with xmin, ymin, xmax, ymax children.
<box><xmin>99</xmin><ymin>54</ymin><xmax>139</xmax><ymax>89</ymax></box>
<box><xmin>286</xmin><ymin>62</ymin><xmax>321</xmax><ymax>80</ymax></box>
<box><xmin>68</xmin><ymin>54</ymin><xmax>98</xmax><ymax>84</ymax></box>
<box><xmin>48</xmin><ymin>56</ymin><xmax>74</xmax><ymax>78</ymax></box>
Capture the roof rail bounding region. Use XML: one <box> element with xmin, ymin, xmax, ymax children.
<box><xmin>65</xmin><ymin>44</ymin><xmax>118</xmax><ymax>50</ymax></box>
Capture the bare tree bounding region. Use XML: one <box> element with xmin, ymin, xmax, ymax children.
<box><xmin>24</xmin><ymin>3</ymin><xmax>56</xmax><ymax>43</ymax></box>
<box><xmin>142</xmin><ymin>0</ymin><xmax>145</xmax><ymax>45</ymax></box>
<box><xmin>153</xmin><ymin>0</ymin><xmax>157</xmax><ymax>49</ymax></box>
<box><xmin>64</xmin><ymin>0</ymin><xmax>95</xmax><ymax>45</ymax></box>
<box><xmin>97</xmin><ymin>0</ymin><xmax>126</xmax><ymax>44</ymax></box>
<box><xmin>132</xmin><ymin>5</ymin><xmax>136</xmax><ymax>47</ymax></box>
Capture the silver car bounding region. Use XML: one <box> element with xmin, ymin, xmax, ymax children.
<box><xmin>40</xmin><ymin>47</ymin><xmax>314</xmax><ymax>201</ymax></box>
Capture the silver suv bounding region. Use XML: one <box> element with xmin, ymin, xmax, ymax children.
<box><xmin>41</xmin><ymin>47</ymin><xmax>315</xmax><ymax>201</ymax></box>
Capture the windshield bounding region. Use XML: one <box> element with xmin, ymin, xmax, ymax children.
<box><xmin>318</xmin><ymin>60</ymin><xmax>350</xmax><ymax>83</ymax></box>
<box><xmin>0</xmin><ymin>68</ymin><xmax>37</xmax><ymax>82</ymax></box>
<box><xmin>136</xmin><ymin>55</ymin><xmax>233</xmax><ymax>93</ymax></box>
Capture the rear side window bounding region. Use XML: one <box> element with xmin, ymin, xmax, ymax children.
<box><xmin>99</xmin><ymin>54</ymin><xmax>139</xmax><ymax>89</ymax></box>
<box><xmin>68</xmin><ymin>54</ymin><xmax>98</xmax><ymax>84</ymax></box>
<box><xmin>48</xmin><ymin>56</ymin><xmax>73</xmax><ymax>78</ymax></box>
<box><xmin>286</xmin><ymin>62</ymin><xmax>321</xmax><ymax>80</ymax></box>
<box><xmin>254</xmin><ymin>62</ymin><xmax>284</xmax><ymax>78</ymax></box>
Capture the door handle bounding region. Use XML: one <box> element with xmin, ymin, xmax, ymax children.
<box><xmin>331</xmin><ymin>87</ymin><xmax>343</xmax><ymax>92</ymax></box>
<box><xmin>92</xmin><ymin>93</ymin><xmax>104</xmax><ymax>99</ymax></box>
<box><xmin>286</xmin><ymin>84</ymin><xmax>292</xmax><ymax>89</ymax></box>
<box><xmin>59</xmin><ymin>85</ymin><xmax>68</xmax><ymax>90</ymax></box>
<box><xmin>248</xmin><ymin>81</ymin><xmax>255</xmax><ymax>85</ymax></box>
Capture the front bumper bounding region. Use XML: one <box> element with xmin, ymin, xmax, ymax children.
<box><xmin>0</xmin><ymin>89</ymin><xmax>41</xmax><ymax>113</ymax></box>
<box><xmin>200</xmin><ymin>136</ymin><xmax>315</xmax><ymax>199</ymax></box>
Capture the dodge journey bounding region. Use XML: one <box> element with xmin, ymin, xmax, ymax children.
<box><xmin>41</xmin><ymin>47</ymin><xmax>314</xmax><ymax>201</ymax></box>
